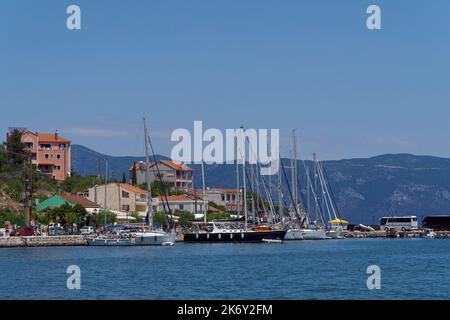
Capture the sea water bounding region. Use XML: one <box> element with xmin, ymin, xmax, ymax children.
<box><xmin>0</xmin><ymin>238</ymin><xmax>448</xmax><ymax>300</ymax></box>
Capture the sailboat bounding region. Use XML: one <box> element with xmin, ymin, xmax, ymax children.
<box><xmin>283</xmin><ymin>131</ymin><xmax>327</xmax><ymax>240</ymax></box>
<box><xmin>284</xmin><ymin>130</ymin><xmax>305</xmax><ymax>240</ymax></box>
<box><xmin>314</xmin><ymin>157</ymin><xmax>346</xmax><ymax>239</ymax></box>
<box><xmin>135</xmin><ymin>117</ymin><xmax>177</xmax><ymax>246</ymax></box>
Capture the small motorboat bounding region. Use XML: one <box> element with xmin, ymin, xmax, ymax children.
<box><xmin>262</xmin><ymin>238</ymin><xmax>283</xmax><ymax>244</ymax></box>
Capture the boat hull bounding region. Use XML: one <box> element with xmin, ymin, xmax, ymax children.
<box><xmin>301</xmin><ymin>229</ymin><xmax>327</xmax><ymax>240</ymax></box>
<box><xmin>284</xmin><ymin>229</ymin><xmax>304</xmax><ymax>240</ymax></box>
<box><xmin>135</xmin><ymin>231</ymin><xmax>177</xmax><ymax>246</ymax></box>
<box><xmin>183</xmin><ymin>230</ymin><xmax>286</xmax><ymax>243</ymax></box>
<box><xmin>326</xmin><ymin>230</ymin><xmax>344</xmax><ymax>239</ymax></box>
<box><xmin>87</xmin><ymin>238</ymin><xmax>135</xmax><ymax>246</ymax></box>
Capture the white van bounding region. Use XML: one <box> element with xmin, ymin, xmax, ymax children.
<box><xmin>80</xmin><ymin>226</ymin><xmax>94</xmax><ymax>235</ymax></box>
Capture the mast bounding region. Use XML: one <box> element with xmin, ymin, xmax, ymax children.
<box><xmin>104</xmin><ymin>159</ymin><xmax>108</xmax><ymax>226</ymax></box>
<box><xmin>313</xmin><ymin>152</ymin><xmax>318</xmax><ymax>223</ymax></box>
<box><xmin>292</xmin><ymin>129</ymin><xmax>298</xmax><ymax>215</ymax></box>
<box><xmin>236</xmin><ymin>156</ymin><xmax>240</xmax><ymax>218</ymax></box>
<box><xmin>201</xmin><ymin>159</ymin><xmax>207</xmax><ymax>224</ymax></box>
<box><xmin>241</xmin><ymin>127</ymin><xmax>248</xmax><ymax>230</ymax></box>
<box><xmin>143</xmin><ymin>117</ymin><xmax>153</xmax><ymax>228</ymax></box>
<box><xmin>251</xmin><ymin>163</ymin><xmax>255</xmax><ymax>225</ymax></box>
<box><xmin>278</xmin><ymin>165</ymin><xmax>283</xmax><ymax>225</ymax></box>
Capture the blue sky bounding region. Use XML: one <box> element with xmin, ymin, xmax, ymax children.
<box><xmin>1</xmin><ymin>0</ymin><xmax>450</xmax><ymax>160</ymax></box>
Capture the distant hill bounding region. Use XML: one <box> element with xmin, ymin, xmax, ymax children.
<box><xmin>72</xmin><ymin>145</ymin><xmax>450</xmax><ymax>224</ymax></box>
<box><xmin>71</xmin><ymin>144</ymin><xmax>169</xmax><ymax>178</ymax></box>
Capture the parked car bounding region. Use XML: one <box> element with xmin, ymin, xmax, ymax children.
<box><xmin>17</xmin><ymin>227</ymin><xmax>34</xmax><ymax>236</ymax></box>
<box><xmin>48</xmin><ymin>226</ymin><xmax>66</xmax><ymax>236</ymax></box>
<box><xmin>80</xmin><ymin>226</ymin><xmax>94</xmax><ymax>235</ymax></box>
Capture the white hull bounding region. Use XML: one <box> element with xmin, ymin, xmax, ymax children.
<box><xmin>87</xmin><ymin>237</ymin><xmax>134</xmax><ymax>246</ymax></box>
<box><xmin>284</xmin><ymin>228</ymin><xmax>304</xmax><ymax>240</ymax></box>
<box><xmin>326</xmin><ymin>230</ymin><xmax>345</xmax><ymax>239</ymax></box>
<box><xmin>135</xmin><ymin>230</ymin><xmax>177</xmax><ymax>246</ymax></box>
<box><xmin>301</xmin><ymin>229</ymin><xmax>327</xmax><ymax>240</ymax></box>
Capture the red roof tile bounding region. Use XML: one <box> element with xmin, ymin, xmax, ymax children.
<box><xmin>60</xmin><ymin>194</ymin><xmax>99</xmax><ymax>208</ymax></box>
<box><xmin>37</xmin><ymin>133</ymin><xmax>70</xmax><ymax>143</ymax></box>
<box><xmin>119</xmin><ymin>183</ymin><xmax>148</xmax><ymax>195</ymax></box>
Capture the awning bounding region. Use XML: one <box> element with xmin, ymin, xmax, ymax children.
<box><xmin>328</xmin><ymin>219</ymin><xmax>349</xmax><ymax>224</ymax></box>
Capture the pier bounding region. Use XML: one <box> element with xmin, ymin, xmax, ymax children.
<box><xmin>0</xmin><ymin>235</ymin><xmax>86</xmax><ymax>248</ymax></box>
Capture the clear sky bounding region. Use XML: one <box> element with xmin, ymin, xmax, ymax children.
<box><xmin>1</xmin><ymin>0</ymin><xmax>449</xmax><ymax>160</ymax></box>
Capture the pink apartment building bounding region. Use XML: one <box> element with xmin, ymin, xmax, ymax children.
<box><xmin>8</xmin><ymin>128</ymin><xmax>72</xmax><ymax>181</ymax></box>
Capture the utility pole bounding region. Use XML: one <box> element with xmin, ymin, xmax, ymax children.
<box><xmin>24</xmin><ymin>159</ymin><xmax>33</xmax><ymax>228</ymax></box>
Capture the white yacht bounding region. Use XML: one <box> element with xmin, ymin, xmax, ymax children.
<box><xmin>284</xmin><ymin>228</ymin><xmax>303</xmax><ymax>240</ymax></box>
<box><xmin>301</xmin><ymin>228</ymin><xmax>328</xmax><ymax>240</ymax></box>
<box><xmin>135</xmin><ymin>229</ymin><xmax>177</xmax><ymax>246</ymax></box>
<box><xmin>134</xmin><ymin>117</ymin><xmax>177</xmax><ymax>246</ymax></box>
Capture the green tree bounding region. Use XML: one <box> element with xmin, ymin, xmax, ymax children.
<box><xmin>131</xmin><ymin>163</ymin><xmax>137</xmax><ymax>186</ymax></box>
<box><xmin>207</xmin><ymin>212</ymin><xmax>231</xmax><ymax>220</ymax></box>
<box><xmin>5</xmin><ymin>129</ymin><xmax>28</xmax><ymax>166</ymax></box>
<box><xmin>208</xmin><ymin>201</ymin><xmax>227</xmax><ymax>212</ymax></box>
<box><xmin>94</xmin><ymin>210</ymin><xmax>117</xmax><ymax>226</ymax></box>
<box><xmin>151</xmin><ymin>180</ymin><xmax>172</xmax><ymax>197</ymax></box>
<box><xmin>130</xmin><ymin>212</ymin><xmax>144</xmax><ymax>223</ymax></box>
<box><xmin>153</xmin><ymin>211</ymin><xmax>168</xmax><ymax>226</ymax></box>
<box><xmin>121</xmin><ymin>172</ymin><xmax>127</xmax><ymax>183</ymax></box>
<box><xmin>0</xmin><ymin>209</ymin><xmax>26</xmax><ymax>227</ymax></box>
<box><xmin>60</xmin><ymin>175</ymin><xmax>103</xmax><ymax>194</ymax></box>
<box><xmin>177</xmin><ymin>212</ymin><xmax>195</xmax><ymax>227</ymax></box>
<box><xmin>36</xmin><ymin>211</ymin><xmax>53</xmax><ymax>227</ymax></box>
<box><xmin>0</xmin><ymin>143</ymin><xmax>7</xmax><ymax>169</ymax></box>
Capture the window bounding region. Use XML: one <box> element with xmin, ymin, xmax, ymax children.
<box><xmin>53</xmin><ymin>165</ymin><xmax>61</xmax><ymax>171</ymax></box>
<box><xmin>122</xmin><ymin>205</ymin><xmax>130</xmax><ymax>212</ymax></box>
<box><xmin>40</xmin><ymin>144</ymin><xmax>51</xmax><ymax>150</ymax></box>
<box><xmin>221</xmin><ymin>194</ymin><xmax>225</xmax><ymax>201</ymax></box>
<box><xmin>25</xmin><ymin>142</ymin><xmax>33</xmax><ymax>149</ymax></box>
<box><xmin>122</xmin><ymin>191</ymin><xmax>130</xmax><ymax>198</ymax></box>
<box><xmin>45</xmin><ymin>154</ymin><xmax>49</xmax><ymax>159</ymax></box>
<box><xmin>56</xmin><ymin>154</ymin><xmax>61</xmax><ymax>159</ymax></box>
<box><xmin>179</xmin><ymin>204</ymin><xmax>184</xmax><ymax>210</ymax></box>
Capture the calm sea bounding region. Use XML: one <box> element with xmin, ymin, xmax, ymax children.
<box><xmin>0</xmin><ymin>238</ymin><xmax>449</xmax><ymax>300</ymax></box>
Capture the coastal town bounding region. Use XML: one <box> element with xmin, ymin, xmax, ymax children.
<box><xmin>1</xmin><ymin>126</ymin><xmax>448</xmax><ymax>248</ymax></box>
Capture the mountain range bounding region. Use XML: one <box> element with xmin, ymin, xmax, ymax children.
<box><xmin>71</xmin><ymin>144</ymin><xmax>450</xmax><ymax>224</ymax></box>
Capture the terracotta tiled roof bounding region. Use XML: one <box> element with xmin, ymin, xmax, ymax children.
<box><xmin>219</xmin><ymin>189</ymin><xmax>240</xmax><ymax>193</ymax></box>
<box><xmin>159</xmin><ymin>160</ymin><xmax>193</xmax><ymax>171</ymax></box>
<box><xmin>119</xmin><ymin>183</ymin><xmax>148</xmax><ymax>195</ymax></box>
<box><xmin>60</xmin><ymin>194</ymin><xmax>99</xmax><ymax>208</ymax></box>
<box><xmin>156</xmin><ymin>195</ymin><xmax>194</xmax><ymax>202</ymax></box>
<box><xmin>129</xmin><ymin>160</ymin><xmax>193</xmax><ymax>172</ymax></box>
<box><xmin>37</xmin><ymin>132</ymin><xmax>70</xmax><ymax>143</ymax></box>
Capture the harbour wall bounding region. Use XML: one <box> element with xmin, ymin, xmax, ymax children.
<box><xmin>0</xmin><ymin>235</ymin><xmax>87</xmax><ymax>248</ymax></box>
